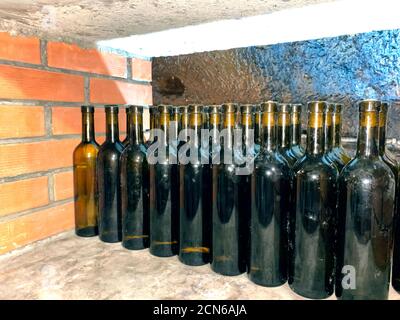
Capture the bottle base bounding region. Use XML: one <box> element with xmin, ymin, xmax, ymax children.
<box><xmin>122</xmin><ymin>239</ymin><xmax>149</xmax><ymax>250</ymax></box>
<box><xmin>179</xmin><ymin>253</ymin><xmax>210</xmax><ymax>266</ymax></box>
<box><xmin>75</xmin><ymin>226</ymin><xmax>98</xmax><ymax>237</ymax></box>
<box><xmin>150</xmin><ymin>245</ymin><xmax>177</xmax><ymax>257</ymax></box>
<box><xmin>248</xmin><ymin>274</ymin><xmax>286</xmax><ymax>288</ymax></box>
<box><xmin>211</xmin><ymin>264</ymin><xmax>246</xmax><ymax>276</ymax></box>
<box><xmin>289</xmin><ymin>284</ymin><xmax>332</xmax><ymax>300</ymax></box>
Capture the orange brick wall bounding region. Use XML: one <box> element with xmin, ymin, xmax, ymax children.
<box><xmin>0</xmin><ymin>32</ymin><xmax>152</xmax><ymax>255</ymax></box>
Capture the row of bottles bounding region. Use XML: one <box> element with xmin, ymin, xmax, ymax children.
<box><xmin>73</xmin><ymin>100</ymin><xmax>400</xmax><ymax>299</ymax></box>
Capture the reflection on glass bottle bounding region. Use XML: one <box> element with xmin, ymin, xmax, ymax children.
<box><xmin>211</xmin><ymin>103</ymin><xmax>247</xmax><ymax>275</ymax></box>
<box><xmin>336</xmin><ymin>100</ymin><xmax>395</xmax><ymax>300</ymax></box>
<box><xmin>73</xmin><ymin>106</ymin><xmax>100</xmax><ymax>237</ymax></box>
<box><xmin>122</xmin><ymin>106</ymin><xmax>131</xmax><ymax>147</ymax></box>
<box><xmin>249</xmin><ymin>101</ymin><xmax>292</xmax><ymax>286</ymax></box>
<box><xmin>120</xmin><ymin>106</ymin><xmax>149</xmax><ymax>250</ymax></box>
<box><xmin>325</xmin><ymin>103</ymin><xmax>351</xmax><ymax>172</ymax></box>
<box><xmin>97</xmin><ymin>105</ymin><xmax>124</xmax><ymax>243</ymax></box>
<box><xmin>179</xmin><ymin>105</ymin><xmax>211</xmax><ymax>266</ymax></box>
<box><xmin>149</xmin><ymin>105</ymin><xmax>179</xmax><ymax>257</ymax></box>
<box><xmin>277</xmin><ymin>103</ymin><xmax>297</xmax><ymax>166</ymax></box>
<box><xmin>289</xmin><ymin>104</ymin><xmax>305</xmax><ymax>163</ymax></box>
<box><xmin>289</xmin><ymin>101</ymin><xmax>338</xmax><ymax>299</ymax></box>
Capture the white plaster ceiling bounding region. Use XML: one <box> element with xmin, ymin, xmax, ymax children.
<box><xmin>0</xmin><ymin>0</ymin><xmax>333</xmax><ymax>46</ymax></box>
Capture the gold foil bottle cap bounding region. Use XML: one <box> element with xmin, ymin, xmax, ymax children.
<box><xmin>307</xmin><ymin>101</ymin><xmax>326</xmax><ymax>113</ymax></box>
<box><xmin>208</xmin><ymin>105</ymin><xmax>221</xmax><ymax>114</ymax></box>
<box><xmin>240</xmin><ymin>104</ymin><xmax>255</xmax><ymax>114</ymax></box>
<box><xmin>260</xmin><ymin>101</ymin><xmax>278</xmax><ymax>113</ymax></box>
<box><xmin>81</xmin><ymin>105</ymin><xmax>94</xmax><ymax>113</ymax></box>
<box><xmin>157</xmin><ymin>104</ymin><xmax>171</xmax><ymax>114</ymax></box>
<box><xmin>188</xmin><ymin>104</ymin><xmax>203</xmax><ymax>113</ymax></box>
<box><xmin>222</xmin><ymin>103</ymin><xmax>238</xmax><ymax>113</ymax></box>
<box><xmin>277</xmin><ymin>103</ymin><xmax>292</xmax><ymax>113</ymax></box>
<box><xmin>105</xmin><ymin>105</ymin><xmax>119</xmax><ymax>113</ymax></box>
<box><xmin>358</xmin><ymin>99</ymin><xmax>381</xmax><ymax>112</ymax></box>
<box><xmin>292</xmin><ymin>104</ymin><xmax>303</xmax><ymax>113</ymax></box>
<box><xmin>128</xmin><ymin>105</ymin><xmax>143</xmax><ymax>113</ymax></box>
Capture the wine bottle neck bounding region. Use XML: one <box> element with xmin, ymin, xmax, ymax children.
<box><xmin>357</xmin><ymin>111</ymin><xmax>379</xmax><ymax>157</ymax></box>
<box><xmin>277</xmin><ymin>112</ymin><xmax>290</xmax><ymax>149</ymax></box>
<box><xmin>306</xmin><ymin>112</ymin><xmax>325</xmax><ymax>155</ymax></box>
<box><xmin>105</xmin><ymin>111</ymin><xmax>119</xmax><ymax>142</ymax></box>
<box><xmin>261</xmin><ymin>112</ymin><xmax>276</xmax><ymax>152</ymax></box>
<box><xmin>129</xmin><ymin>112</ymin><xmax>143</xmax><ymax>145</ymax></box>
<box><xmin>82</xmin><ymin>111</ymin><xmax>95</xmax><ymax>142</ymax></box>
<box><xmin>332</xmin><ymin>112</ymin><xmax>343</xmax><ymax>148</ymax></box>
<box><xmin>291</xmin><ymin>112</ymin><xmax>302</xmax><ymax>146</ymax></box>
<box><xmin>378</xmin><ymin>110</ymin><xmax>387</xmax><ymax>156</ymax></box>
<box><xmin>324</xmin><ymin>111</ymin><xmax>333</xmax><ymax>151</ymax></box>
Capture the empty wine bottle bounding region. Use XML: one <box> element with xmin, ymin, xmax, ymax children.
<box><xmin>336</xmin><ymin>100</ymin><xmax>395</xmax><ymax>300</ymax></box>
<box><xmin>97</xmin><ymin>105</ymin><xmax>124</xmax><ymax>243</ymax></box>
<box><xmin>73</xmin><ymin>106</ymin><xmax>100</xmax><ymax>237</ymax></box>
<box><xmin>211</xmin><ymin>103</ymin><xmax>247</xmax><ymax>276</ymax></box>
<box><xmin>122</xmin><ymin>106</ymin><xmax>131</xmax><ymax>147</ymax></box>
<box><xmin>179</xmin><ymin>105</ymin><xmax>211</xmax><ymax>266</ymax></box>
<box><xmin>289</xmin><ymin>104</ymin><xmax>305</xmax><ymax>162</ymax></box>
<box><xmin>324</xmin><ymin>103</ymin><xmax>334</xmax><ymax>153</ymax></box>
<box><xmin>325</xmin><ymin>104</ymin><xmax>351</xmax><ymax>172</ymax></box>
<box><xmin>289</xmin><ymin>101</ymin><xmax>338</xmax><ymax>299</ymax></box>
<box><xmin>249</xmin><ymin>101</ymin><xmax>291</xmax><ymax>286</ymax></box>
<box><xmin>149</xmin><ymin>105</ymin><xmax>179</xmax><ymax>257</ymax></box>
<box><xmin>277</xmin><ymin>103</ymin><xmax>297</xmax><ymax>166</ymax></box>
<box><xmin>120</xmin><ymin>105</ymin><xmax>149</xmax><ymax>250</ymax></box>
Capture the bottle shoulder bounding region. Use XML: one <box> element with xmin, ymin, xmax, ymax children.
<box><xmin>294</xmin><ymin>154</ymin><xmax>338</xmax><ymax>178</ymax></box>
<box><xmin>340</xmin><ymin>156</ymin><xmax>396</xmax><ymax>182</ymax></box>
<box><xmin>73</xmin><ymin>141</ymin><xmax>99</xmax><ymax>159</ymax></box>
<box><xmin>120</xmin><ymin>144</ymin><xmax>147</xmax><ymax>162</ymax></box>
<box><xmin>99</xmin><ymin>140</ymin><xmax>124</xmax><ymax>153</ymax></box>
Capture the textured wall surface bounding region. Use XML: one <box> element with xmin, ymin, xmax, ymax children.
<box><xmin>0</xmin><ymin>0</ymin><xmax>329</xmax><ymax>46</ymax></box>
<box><xmin>153</xmin><ymin>29</ymin><xmax>400</xmax><ymax>139</ymax></box>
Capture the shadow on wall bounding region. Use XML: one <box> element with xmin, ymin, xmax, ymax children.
<box><xmin>152</xmin><ymin>29</ymin><xmax>400</xmax><ymax>138</ymax></box>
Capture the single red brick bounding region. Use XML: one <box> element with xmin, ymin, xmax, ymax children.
<box><xmin>0</xmin><ymin>177</ymin><xmax>49</xmax><ymax>217</ymax></box>
<box><xmin>0</xmin><ymin>65</ymin><xmax>84</xmax><ymax>102</ymax></box>
<box><xmin>0</xmin><ymin>105</ymin><xmax>45</xmax><ymax>139</ymax></box>
<box><xmin>0</xmin><ymin>32</ymin><xmax>41</xmax><ymax>64</ymax></box>
<box><xmin>48</xmin><ymin>42</ymin><xmax>127</xmax><ymax>77</ymax></box>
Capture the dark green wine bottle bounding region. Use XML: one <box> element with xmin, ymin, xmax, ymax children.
<box><xmin>289</xmin><ymin>104</ymin><xmax>305</xmax><ymax>162</ymax></box>
<box><xmin>122</xmin><ymin>106</ymin><xmax>131</xmax><ymax>147</ymax></box>
<box><xmin>211</xmin><ymin>103</ymin><xmax>247</xmax><ymax>276</ymax></box>
<box><xmin>249</xmin><ymin>101</ymin><xmax>291</xmax><ymax>286</ymax></box>
<box><xmin>97</xmin><ymin>105</ymin><xmax>124</xmax><ymax>243</ymax></box>
<box><xmin>336</xmin><ymin>100</ymin><xmax>395</xmax><ymax>300</ymax></box>
<box><xmin>120</xmin><ymin>105</ymin><xmax>149</xmax><ymax>250</ymax></box>
<box><xmin>289</xmin><ymin>101</ymin><xmax>338</xmax><ymax>299</ymax></box>
<box><xmin>73</xmin><ymin>106</ymin><xmax>100</xmax><ymax>237</ymax></box>
<box><xmin>179</xmin><ymin>105</ymin><xmax>211</xmax><ymax>266</ymax></box>
<box><xmin>149</xmin><ymin>105</ymin><xmax>179</xmax><ymax>257</ymax></box>
<box><xmin>277</xmin><ymin>103</ymin><xmax>297</xmax><ymax>166</ymax></box>
<box><xmin>325</xmin><ymin>104</ymin><xmax>351</xmax><ymax>172</ymax></box>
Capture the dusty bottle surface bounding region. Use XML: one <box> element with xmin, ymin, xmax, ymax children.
<box><xmin>211</xmin><ymin>103</ymin><xmax>247</xmax><ymax>276</ymax></box>
<box><xmin>97</xmin><ymin>105</ymin><xmax>124</xmax><ymax>243</ymax></box>
<box><xmin>122</xmin><ymin>106</ymin><xmax>131</xmax><ymax>148</ymax></box>
<box><xmin>179</xmin><ymin>105</ymin><xmax>211</xmax><ymax>266</ymax></box>
<box><xmin>149</xmin><ymin>105</ymin><xmax>179</xmax><ymax>257</ymax></box>
<box><xmin>335</xmin><ymin>100</ymin><xmax>395</xmax><ymax>300</ymax></box>
<box><xmin>249</xmin><ymin>101</ymin><xmax>292</xmax><ymax>286</ymax></box>
<box><xmin>325</xmin><ymin>103</ymin><xmax>351</xmax><ymax>172</ymax></box>
<box><xmin>120</xmin><ymin>106</ymin><xmax>149</xmax><ymax>250</ymax></box>
<box><xmin>288</xmin><ymin>104</ymin><xmax>305</xmax><ymax>164</ymax></box>
<box><xmin>73</xmin><ymin>106</ymin><xmax>100</xmax><ymax>237</ymax></box>
<box><xmin>289</xmin><ymin>101</ymin><xmax>338</xmax><ymax>299</ymax></box>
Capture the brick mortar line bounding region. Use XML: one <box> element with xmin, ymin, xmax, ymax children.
<box><xmin>40</xmin><ymin>40</ymin><xmax>48</xmax><ymax>66</ymax></box>
<box><xmin>0</xmin><ymin>198</ymin><xmax>74</xmax><ymax>224</ymax></box>
<box><xmin>0</xmin><ymin>167</ymin><xmax>73</xmax><ymax>184</ymax></box>
<box><xmin>0</xmin><ymin>59</ymin><xmax>152</xmax><ymax>85</ymax></box>
<box><xmin>48</xmin><ymin>174</ymin><xmax>55</xmax><ymax>202</ymax></box>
